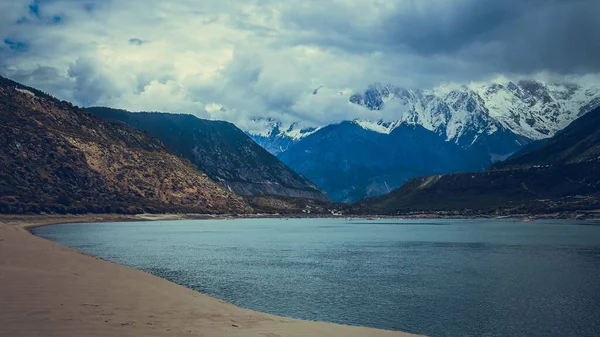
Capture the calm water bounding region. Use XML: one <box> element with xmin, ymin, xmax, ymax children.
<box><xmin>33</xmin><ymin>218</ymin><xmax>600</xmax><ymax>337</ymax></box>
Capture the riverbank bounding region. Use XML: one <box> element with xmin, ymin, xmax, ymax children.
<box><xmin>0</xmin><ymin>214</ymin><xmax>422</xmax><ymax>337</ymax></box>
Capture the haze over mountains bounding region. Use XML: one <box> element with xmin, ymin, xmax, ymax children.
<box><xmin>248</xmin><ymin>79</ymin><xmax>600</xmax><ymax>202</ymax></box>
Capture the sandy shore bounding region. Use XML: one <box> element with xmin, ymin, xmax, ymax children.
<box><xmin>0</xmin><ymin>214</ymin><xmax>423</xmax><ymax>337</ymax></box>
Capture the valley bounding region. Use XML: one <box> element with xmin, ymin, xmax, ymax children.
<box><xmin>1</xmin><ymin>75</ymin><xmax>599</xmax><ymax>218</ymax></box>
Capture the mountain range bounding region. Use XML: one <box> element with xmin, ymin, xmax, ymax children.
<box><xmin>1</xmin><ymin>74</ymin><xmax>598</xmax><ymax>217</ymax></box>
<box><xmin>356</xmin><ymin>106</ymin><xmax>600</xmax><ymax>215</ymax></box>
<box><xmin>248</xmin><ymin>79</ymin><xmax>600</xmax><ymax>202</ymax></box>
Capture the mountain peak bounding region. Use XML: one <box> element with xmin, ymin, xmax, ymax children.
<box><xmin>248</xmin><ymin>78</ymin><xmax>599</xmax><ymax>156</ymax></box>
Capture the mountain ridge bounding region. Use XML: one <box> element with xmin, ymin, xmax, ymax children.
<box><xmin>278</xmin><ymin>121</ymin><xmax>484</xmax><ymax>202</ymax></box>
<box><xmin>249</xmin><ymin>79</ymin><xmax>600</xmax><ymax>152</ymax></box>
<box><xmin>0</xmin><ymin>76</ymin><xmax>250</xmax><ymax>214</ymax></box>
<box><xmin>86</xmin><ymin>107</ymin><xmax>328</xmax><ymax>201</ymax></box>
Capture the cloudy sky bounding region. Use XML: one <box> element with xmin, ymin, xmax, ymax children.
<box><xmin>1</xmin><ymin>0</ymin><xmax>599</xmax><ymax>128</ymax></box>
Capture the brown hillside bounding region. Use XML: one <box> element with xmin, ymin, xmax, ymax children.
<box><xmin>0</xmin><ymin>77</ymin><xmax>250</xmax><ymax>214</ymax></box>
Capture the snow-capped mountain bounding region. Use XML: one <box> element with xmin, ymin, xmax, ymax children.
<box><xmin>350</xmin><ymin>80</ymin><xmax>600</xmax><ymax>146</ymax></box>
<box><xmin>249</xmin><ymin>79</ymin><xmax>600</xmax><ymax>155</ymax></box>
<box><xmin>245</xmin><ymin>79</ymin><xmax>600</xmax><ymax>202</ymax></box>
<box><xmin>247</xmin><ymin>117</ymin><xmax>321</xmax><ymax>154</ymax></box>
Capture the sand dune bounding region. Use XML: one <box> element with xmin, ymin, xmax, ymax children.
<box><xmin>0</xmin><ymin>215</ymin><xmax>423</xmax><ymax>337</ymax></box>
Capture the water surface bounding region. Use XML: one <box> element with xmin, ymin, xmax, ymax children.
<box><xmin>33</xmin><ymin>218</ymin><xmax>600</xmax><ymax>337</ymax></box>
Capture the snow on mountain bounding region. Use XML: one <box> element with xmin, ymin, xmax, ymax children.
<box><xmin>349</xmin><ymin>79</ymin><xmax>600</xmax><ymax>146</ymax></box>
<box><xmin>247</xmin><ymin>117</ymin><xmax>320</xmax><ymax>140</ymax></box>
<box><xmin>243</xmin><ymin>78</ymin><xmax>600</xmax><ymax>202</ymax></box>
<box><xmin>246</xmin><ymin>117</ymin><xmax>321</xmax><ymax>154</ymax></box>
<box><xmin>471</xmin><ymin>80</ymin><xmax>600</xmax><ymax>140</ymax></box>
<box><xmin>352</xmin><ymin>119</ymin><xmax>402</xmax><ymax>134</ymax></box>
<box><xmin>247</xmin><ymin>79</ymin><xmax>600</xmax><ymax>155</ymax></box>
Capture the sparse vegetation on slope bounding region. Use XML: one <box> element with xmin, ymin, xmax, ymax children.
<box><xmin>87</xmin><ymin>107</ymin><xmax>327</xmax><ymax>201</ymax></box>
<box><xmin>0</xmin><ymin>76</ymin><xmax>250</xmax><ymax>214</ymax></box>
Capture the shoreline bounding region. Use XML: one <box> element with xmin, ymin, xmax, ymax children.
<box><xmin>0</xmin><ymin>214</ymin><xmax>423</xmax><ymax>337</ymax></box>
<box><xmin>6</xmin><ymin>207</ymin><xmax>599</xmax><ymax>233</ymax></box>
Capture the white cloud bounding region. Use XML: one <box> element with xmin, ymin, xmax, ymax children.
<box><xmin>1</xmin><ymin>0</ymin><xmax>599</xmax><ymax>129</ymax></box>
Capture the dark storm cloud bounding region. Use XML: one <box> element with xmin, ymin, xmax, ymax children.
<box><xmin>386</xmin><ymin>0</ymin><xmax>600</xmax><ymax>74</ymax></box>
<box><xmin>1</xmin><ymin>0</ymin><xmax>599</xmax><ymax>127</ymax></box>
<box><xmin>383</xmin><ymin>1</ymin><xmax>524</xmax><ymax>54</ymax></box>
<box><xmin>279</xmin><ymin>0</ymin><xmax>600</xmax><ymax>75</ymax></box>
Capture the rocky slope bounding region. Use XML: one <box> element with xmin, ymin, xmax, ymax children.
<box><xmin>0</xmin><ymin>76</ymin><xmax>249</xmax><ymax>214</ymax></box>
<box><xmin>357</xmin><ymin>107</ymin><xmax>600</xmax><ymax>215</ymax></box>
<box><xmin>87</xmin><ymin>108</ymin><xmax>327</xmax><ymax>201</ymax></box>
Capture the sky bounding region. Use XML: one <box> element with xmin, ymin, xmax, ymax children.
<box><xmin>1</xmin><ymin>0</ymin><xmax>599</xmax><ymax>128</ymax></box>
